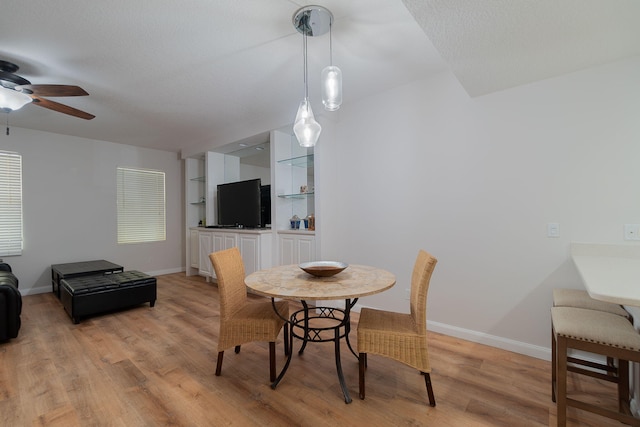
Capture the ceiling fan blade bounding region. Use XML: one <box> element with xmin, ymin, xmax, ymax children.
<box><xmin>30</xmin><ymin>96</ymin><xmax>95</xmax><ymax>120</ymax></box>
<box><xmin>17</xmin><ymin>84</ymin><xmax>89</xmax><ymax>97</ymax></box>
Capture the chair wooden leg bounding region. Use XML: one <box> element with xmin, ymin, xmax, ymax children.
<box><xmin>422</xmin><ymin>372</ymin><xmax>436</xmax><ymax>407</ymax></box>
<box><xmin>234</xmin><ymin>345</ymin><xmax>241</xmax><ymax>354</ymax></box>
<box><xmin>618</xmin><ymin>359</ymin><xmax>630</xmax><ymax>414</ymax></box>
<box><xmin>557</xmin><ymin>335</ymin><xmax>568</xmax><ymax>427</ymax></box>
<box><xmin>607</xmin><ymin>356</ymin><xmax>616</xmax><ymax>376</ymax></box>
<box><xmin>359</xmin><ymin>352</ymin><xmax>366</xmax><ymax>399</ymax></box>
<box><xmin>269</xmin><ymin>341</ymin><xmax>276</xmax><ymax>382</ymax></box>
<box><xmin>551</xmin><ymin>325</ymin><xmax>557</xmax><ymax>403</ymax></box>
<box><xmin>215</xmin><ymin>351</ymin><xmax>224</xmax><ymax>376</ymax></box>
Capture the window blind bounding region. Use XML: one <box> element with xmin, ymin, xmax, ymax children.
<box><xmin>0</xmin><ymin>151</ymin><xmax>23</xmax><ymax>256</ymax></box>
<box><xmin>117</xmin><ymin>167</ymin><xmax>166</xmax><ymax>244</ymax></box>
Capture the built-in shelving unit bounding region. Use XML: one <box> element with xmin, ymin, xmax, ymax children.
<box><xmin>277</xmin><ymin>192</ymin><xmax>315</xmax><ymax>199</ymax></box>
<box><xmin>186</xmin><ymin>158</ymin><xmax>206</xmax><ymax>274</ymax></box>
<box><xmin>273</xmin><ymin>131</ymin><xmax>315</xmax><ymax>234</ymax></box>
<box><xmin>185</xmin><ymin>129</ymin><xmax>318</xmax><ymax>275</ymax></box>
<box><xmin>277</xmin><ymin>154</ymin><xmax>314</xmax><ymax>167</ymax></box>
<box><xmin>277</xmin><ymin>153</ymin><xmax>314</xmax><ymax>198</ymax></box>
<box><xmin>189</xmin><ymin>176</ymin><xmax>206</xmax><ymax>204</ymax></box>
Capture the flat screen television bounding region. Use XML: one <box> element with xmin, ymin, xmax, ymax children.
<box><xmin>260</xmin><ymin>184</ymin><xmax>271</xmax><ymax>227</ymax></box>
<box><xmin>217</xmin><ymin>178</ymin><xmax>262</xmax><ymax>228</ymax></box>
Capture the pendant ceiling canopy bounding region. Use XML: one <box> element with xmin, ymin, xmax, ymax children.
<box><xmin>293</xmin><ymin>6</ymin><xmax>333</xmax><ymax>37</ymax></box>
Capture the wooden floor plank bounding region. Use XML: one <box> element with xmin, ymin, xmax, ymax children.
<box><xmin>0</xmin><ymin>272</ymin><xmax>632</xmax><ymax>426</ymax></box>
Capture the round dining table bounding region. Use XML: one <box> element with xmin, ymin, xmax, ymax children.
<box><xmin>245</xmin><ymin>263</ymin><xmax>396</xmax><ymax>403</ymax></box>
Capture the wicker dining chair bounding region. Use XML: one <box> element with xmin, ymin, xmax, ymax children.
<box><xmin>357</xmin><ymin>249</ymin><xmax>437</xmax><ymax>406</ymax></box>
<box><xmin>209</xmin><ymin>247</ymin><xmax>289</xmax><ymax>381</ymax></box>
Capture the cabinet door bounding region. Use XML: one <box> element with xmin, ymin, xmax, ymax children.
<box><xmin>223</xmin><ymin>233</ymin><xmax>238</xmax><ymax>250</ymax></box>
<box><xmin>198</xmin><ymin>232</ymin><xmax>213</xmax><ymax>277</ymax></box>
<box><xmin>189</xmin><ymin>230</ymin><xmax>199</xmax><ymax>268</ymax></box>
<box><xmin>279</xmin><ymin>234</ymin><xmax>315</xmax><ymax>265</ymax></box>
<box><xmin>212</xmin><ymin>232</ymin><xmax>225</xmax><ymax>253</ymax></box>
<box><xmin>296</xmin><ymin>236</ymin><xmax>316</xmax><ymax>264</ymax></box>
<box><xmin>239</xmin><ymin>235</ymin><xmax>260</xmax><ymax>276</ymax></box>
<box><xmin>279</xmin><ymin>235</ymin><xmax>296</xmax><ymax>265</ymax></box>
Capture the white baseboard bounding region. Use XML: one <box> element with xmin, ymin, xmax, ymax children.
<box><xmin>146</xmin><ymin>267</ymin><xmax>184</xmax><ymax>276</ymax></box>
<box><xmin>350</xmin><ymin>301</ymin><xmax>551</xmax><ymax>361</ymax></box>
<box><xmin>426</xmin><ymin>320</ymin><xmax>551</xmax><ymax>361</ymax></box>
<box><xmin>23</xmin><ymin>285</ymin><xmax>51</xmax><ymax>296</ymax></box>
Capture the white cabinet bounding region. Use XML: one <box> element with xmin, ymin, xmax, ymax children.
<box><xmin>198</xmin><ymin>231</ymin><xmax>213</xmax><ymax>277</ymax></box>
<box><xmin>199</xmin><ymin>230</ymin><xmax>236</xmax><ymax>279</ymax></box>
<box><xmin>222</xmin><ymin>233</ymin><xmax>237</xmax><ymax>252</ymax></box>
<box><xmin>278</xmin><ymin>232</ymin><xmax>316</xmax><ymax>265</ymax></box>
<box><xmin>193</xmin><ymin>228</ymin><xmax>272</xmax><ymax>279</ymax></box>
<box><xmin>190</xmin><ymin>229</ymin><xmax>199</xmax><ymax>269</ymax></box>
<box><xmin>239</xmin><ymin>234</ymin><xmax>260</xmax><ymax>276</ymax></box>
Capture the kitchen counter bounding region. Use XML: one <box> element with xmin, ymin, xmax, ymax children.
<box><xmin>571</xmin><ymin>243</ymin><xmax>640</xmax><ymax>307</ymax></box>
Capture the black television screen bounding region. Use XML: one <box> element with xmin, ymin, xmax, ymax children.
<box><xmin>217</xmin><ymin>178</ymin><xmax>262</xmax><ymax>227</ymax></box>
<box><xmin>260</xmin><ymin>184</ymin><xmax>271</xmax><ymax>227</ymax></box>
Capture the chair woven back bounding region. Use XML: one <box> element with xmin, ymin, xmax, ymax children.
<box><xmin>209</xmin><ymin>247</ymin><xmax>247</xmax><ymax>321</ymax></box>
<box><xmin>410</xmin><ymin>250</ymin><xmax>437</xmax><ymax>334</ymax></box>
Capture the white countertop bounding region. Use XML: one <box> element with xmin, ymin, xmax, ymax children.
<box><xmin>276</xmin><ymin>229</ymin><xmax>315</xmax><ymax>235</ymax></box>
<box><xmin>571</xmin><ymin>243</ymin><xmax>640</xmax><ymax>307</ymax></box>
<box><xmin>191</xmin><ymin>227</ymin><xmax>272</xmax><ymax>235</ymax></box>
<box><xmin>191</xmin><ymin>227</ymin><xmax>316</xmax><ymax>236</ymax></box>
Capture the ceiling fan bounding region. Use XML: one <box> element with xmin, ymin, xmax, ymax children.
<box><xmin>0</xmin><ymin>59</ymin><xmax>94</xmax><ymax>120</ymax></box>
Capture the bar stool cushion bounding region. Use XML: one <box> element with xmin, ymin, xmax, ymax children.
<box><xmin>551</xmin><ymin>307</ymin><xmax>640</xmax><ymax>350</ymax></box>
<box><xmin>553</xmin><ymin>289</ymin><xmax>630</xmax><ymax>318</ymax></box>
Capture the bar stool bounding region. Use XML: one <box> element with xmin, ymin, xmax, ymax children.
<box><xmin>551</xmin><ymin>306</ymin><xmax>640</xmax><ymax>426</ymax></box>
<box><xmin>553</xmin><ymin>289</ymin><xmax>631</xmax><ymax>319</ymax></box>
<box><xmin>553</xmin><ymin>289</ymin><xmax>632</xmax><ymax>378</ymax></box>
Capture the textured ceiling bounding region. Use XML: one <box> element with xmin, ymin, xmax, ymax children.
<box><xmin>404</xmin><ymin>0</ymin><xmax>640</xmax><ymax>96</ymax></box>
<box><xmin>0</xmin><ymin>1</ymin><xmax>638</xmax><ymax>155</ymax></box>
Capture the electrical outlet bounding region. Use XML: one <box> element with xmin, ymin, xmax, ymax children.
<box><xmin>404</xmin><ymin>288</ymin><xmax>410</xmax><ymax>300</ymax></box>
<box><xmin>624</xmin><ymin>224</ymin><xmax>640</xmax><ymax>241</ymax></box>
<box><xmin>547</xmin><ymin>223</ymin><xmax>560</xmax><ymax>238</ymax></box>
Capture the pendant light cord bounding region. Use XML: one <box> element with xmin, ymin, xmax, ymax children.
<box><xmin>303</xmin><ymin>31</ymin><xmax>309</xmax><ymax>100</ymax></box>
<box><xmin>329</xmin><ymin>20</ymin><xmax>333</xmax><ymax>66</ymax></box>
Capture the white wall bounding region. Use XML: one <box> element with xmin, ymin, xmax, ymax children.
<box><xmin>0</xmin><ymin>127</ymin><xmax>183</xmax><ymax>295</ymax></box>
<box><xmin>315</xmin><ymin>55</ymin><xmax>640</xmax><ymax>359</ymax></box>
<box><xmin>239</xmin><ymin>163</ymin><xmax>270</xmax><ymax>185</ymax></box>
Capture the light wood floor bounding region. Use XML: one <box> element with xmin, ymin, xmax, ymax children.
<box><xmin>0</xmin><ymin>272</ymin><xmax>630</xmax><ymax>426</ymax></box>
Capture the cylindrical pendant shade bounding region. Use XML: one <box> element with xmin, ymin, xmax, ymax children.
<box><xmin>322</xmin><ymin>65</ymin><xmax>342</xmax><ymax>111</ymax></box>
<box><xmin>293</xmin><ymin>99</ymin><xmax>322</xmax><ymax>147</ymax></box>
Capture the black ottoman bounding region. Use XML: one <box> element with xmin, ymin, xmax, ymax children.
<box><xmin>60</xmin><ymin>271</ymin><xmax>156</xmax><ymax>324</ymax></box>
<box><xmin>51</xmin><ymin>260</ymin><xmax>124</xmax><ymax>298</ymax></box>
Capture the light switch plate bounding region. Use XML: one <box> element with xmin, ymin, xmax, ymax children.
<box><xmin>624</xmin><ymin>224</ymin><xmax>640</xmax><ymax>241</ymax></box>
<box><xmin>547</xmin><ymin>223</ymin><xmax>560</xmax><ymax>238</ymax></box>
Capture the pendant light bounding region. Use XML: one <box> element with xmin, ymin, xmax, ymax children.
<box><xmin>321</xmin><ymin>18</ymin><xmax>342</xmax><ymax>111</ymax></box>
<box><xmin>292</xmin><ymin>5</ymin><xmax>339</xmax><ymax>147</ymax></box>
<box><xmin>293</xmin><ymin>28</ymin><xmax>321</xmax><ymax>147</ymax></box>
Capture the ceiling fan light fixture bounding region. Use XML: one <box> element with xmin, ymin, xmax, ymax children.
<box><xmin>0</xmin><ymin>86</ymin><xmax>32</xmax><ymax>111</ymax></box>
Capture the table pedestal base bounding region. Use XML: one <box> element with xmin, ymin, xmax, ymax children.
<box><xmin>270</xmin><ymin>299</ymin><xmax>358</xmax><ymax>404</ymax></box>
